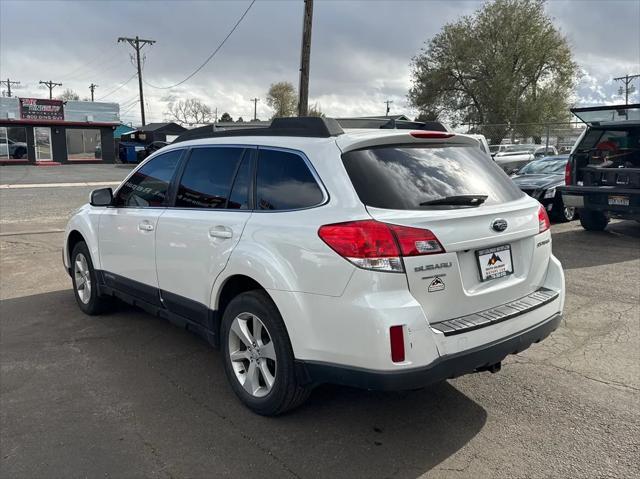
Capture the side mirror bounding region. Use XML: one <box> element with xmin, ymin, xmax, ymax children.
<box><xmin>90</xmin><ymin>187</ymin><xmax>113</xmax><ymax>207</ymax></box>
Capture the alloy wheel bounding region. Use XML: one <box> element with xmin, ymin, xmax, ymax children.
<box><xmin>564</xmin><ymin>206</ymin><xmax>576</xmax><ymax>221</ymax></box>
<box><xmin>228</xmin><ymin>312</ymin><xmax>277</xmax><ymax>398</ymax></box>
<box><xmin>74</xmin><ymin>253</ymin><xmax>92</xmax><ymax>304</ymax></box>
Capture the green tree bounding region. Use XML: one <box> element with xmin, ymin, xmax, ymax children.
<box><xmin>266</xmin><ymin>81</ymin><xmax>297</xmax><ymax>118</ymax></box>
<box><xmin>408</xmin><ymin>0</ymin><xmax>578</xmax><ymax>144</ymax></box>
<box><xmin>58</xmin><ymin>88</ymin><xmax>80</xmax><ymax>101</ymax></box>
<box><xmin>236</xmin><ymin>116</ymin><xmax>244</xmax><ymax>123</ymax></box>
<box><xmin>220</xmin><ymin>112</ymin><xmax>233</xmax><ymax>122</ymax></box>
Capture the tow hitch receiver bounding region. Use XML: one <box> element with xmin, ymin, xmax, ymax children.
<box><xmin>476</xmin><ymin>362</ymin><xmax>502</xmax><ymax>374</ymax></box>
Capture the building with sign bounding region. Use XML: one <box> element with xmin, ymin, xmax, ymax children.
<box><xmin>0</xmin><ymin>97</ymin><xmax>119</xmax><ymax>165</ymax></box>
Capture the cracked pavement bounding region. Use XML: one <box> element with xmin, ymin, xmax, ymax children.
<box><xmin>1</xmin><ymin>165</ymin><xmax>639</xmax><ymax>478</ymax></box>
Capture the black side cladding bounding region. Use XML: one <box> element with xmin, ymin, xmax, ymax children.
<box><xmin>173</xmin><ymin>117</ymin><xmax>344</xmax><ymax>143</ymax></box>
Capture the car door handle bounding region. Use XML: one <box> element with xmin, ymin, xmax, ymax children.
<box><xmin>208</xmin><ymin>226</ymin><xmax>233</xmax><ymax>239</ymax></box>
<box><xmin>138</xmin><ymin>221</ymin><xmax>154</xmax><ymax>232</ymax></box>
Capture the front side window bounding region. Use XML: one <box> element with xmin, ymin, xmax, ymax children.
<box><xmin>256</xmin><ymin>149</ymin><xmax>324</xmax><ymax>210</ymax></box>
<box><xmin>175</xmin><ymin>147</ymin><xmax>246</xmax><ymax>209</ymax></box>
<box><xmin>114</xmin><ymin>150</ymin><xmax>183</xmax><ymax>207</ymax></box>
<box><xmin>66</xmin><ymin>129</ymin><xmax>102</xmax><ymax>160</ymax></box>
<box><xmin>342</xmin><ymin>144</ymin><xmax>523</xmax><ymax>210</ymax></box>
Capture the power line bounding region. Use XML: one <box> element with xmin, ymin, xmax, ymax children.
<box><xmin>95</xmin><ymin>71</ymin><xmax>137</xmax><ymax>101</ymax></box>
<box><xmin>144</xmin><ymin>0</ymin><xmax>256</xmax><ymax>90</ymax></box>
<box><xmin>118</xmin><ymin>36</ymin><xmax>156</xmax><ymax>125</ymax></box>
<box><xmin>0</xmin><ymin>78</ymin><xmax>20</xmax><ymax>97</ymax></box>
<box><xmin>58</xmin><ymin>48</ymin><xmax>121</xmax><ymax>82</ymax></box>
<box><xmin>39</xmin><ymin>80</ymin><xmax>63</xmax><ymax>99</ymax></box>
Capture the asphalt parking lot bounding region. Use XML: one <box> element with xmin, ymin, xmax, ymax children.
<box><xmin>1</xmin><ymin>164</ymin><xmax>639</xmax><ymax>478</ymax></box>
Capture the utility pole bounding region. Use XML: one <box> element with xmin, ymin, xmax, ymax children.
<box><xmin>39</xmin><ymin>80</ymin><xmax>62</xmax><ymax>99</ymax></box>
<box><xmin>89</xmin><ymin>83</ymin><xmax>98</xmax><ymax>102</ymax></box>
<box><xmin>614</xmin><ymin>74</ymin><xmax>639</xmax><ymax>105</ymax></box>
<box><xmin>297</xmin><ymin>0</ymin><xmax>313</xmax><ymax>117</ymax></box>
<box><xmin>384</xmin><ymin>100</ymin><xmax>393</xmax><ymax>116</ymax></box>
<box><xmin>0</xmin><ymin>78</ymin><xmax>20</xmax><ymax>98</ymax></box>
<box><xmin>251</xmin><ymin>98</ymin><xmax>259</xmax><ymax>121</ymax></box>
<box><xmin>118</xmin><ymin>35</ymin><xmax>156</xmax><ymax>126</ymax></box>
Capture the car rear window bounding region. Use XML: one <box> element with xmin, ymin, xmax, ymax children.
<box><xmin>342</xmin><ymin>144</ymin><xmax>523</xmax><ymax>210</ymax></box>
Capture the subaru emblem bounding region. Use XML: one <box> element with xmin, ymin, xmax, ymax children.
<box><xmin>492</xmin><ymin>218</ymin><xmax>508</xmax><ymax>232</ymax></box>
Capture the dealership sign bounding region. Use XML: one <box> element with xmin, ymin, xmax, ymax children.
<box><xmin>19</xmin><ymin>98</ymin><xmax>65</xmax><ymax>121</ymax></box>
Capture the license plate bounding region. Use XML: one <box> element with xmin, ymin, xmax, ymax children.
<box><xmin>476</xmin><ymin>244</ymin><xmax>514</xmax><ymax>281</ymax></box>
<box><xmin>608</xmin><ymin>195</ymin><xmax>629</xmax><ymax>206</ymax></box>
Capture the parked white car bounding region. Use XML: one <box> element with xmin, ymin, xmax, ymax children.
<box><xmin>63</xmin><ymin>118</ymin><xmax>565</xmax><ymax>415</ymax></box>
<box><xmin>494</xmin><ymin>144</ymin><xmax>558</xmax><ymax>173</ymax></box>
<box><xmin>467</xmin><ymin>134</ymin><xmax>491</xmax><ymax>156</ymax></box>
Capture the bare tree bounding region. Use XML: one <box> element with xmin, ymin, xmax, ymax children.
<box><xmin>57</xmin><ymin>88</ymin><xmax>80</xmax><ymax>101</ymax></box>
<box><xmin>166</xmin><ymin>98</ymin><xmax>213</xmax><ymax>126</ymax></box>
<box><xmin>308</xmin><ymin>103</ymin><xmax>324</xmax><ymax>117</ymax></box>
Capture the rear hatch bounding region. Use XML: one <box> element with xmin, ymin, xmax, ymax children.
<box><xmin>339</xmin><ymin>133</ymin><xmax>549</xmax><ymax>324</ymax></box>
<box><xmin>567</xmin><ymin>106</ymin><xmax>640</xmax><ymax>191</ymax></box>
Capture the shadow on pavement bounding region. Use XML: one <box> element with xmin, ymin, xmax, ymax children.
<box><xmin>1</xmin><ymin>290</ymin><xmax>487</xmax><ymax>479</ymax></box>
<box><xmin>551</xmin><ymin>220</ymin><xmax>640</xmax><ymax>270</ymax></box>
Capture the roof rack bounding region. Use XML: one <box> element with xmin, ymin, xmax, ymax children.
<box><xmin>173</xmin><ymin>117</ymin><xmax>344</xmax><ymax>143</ymax></box>
<box><xmin>335</xmin><ymin>117</ymin><xmax>448</xmax><ymax>132</ymax></box>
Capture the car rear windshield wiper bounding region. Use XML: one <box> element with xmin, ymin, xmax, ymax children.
<box><xmin>419</xmin><ymin>194</ymin><xmax>488</xmax><ymax>207</ymax></box>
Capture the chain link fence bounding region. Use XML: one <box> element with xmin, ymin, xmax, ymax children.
<box><xmin>465</xmin><ymin>121</ymin><xmax>586</xmax><ymax>154</ymax></box>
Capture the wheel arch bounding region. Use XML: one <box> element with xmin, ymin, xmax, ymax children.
<box><xmin>212</xmin><ymin>274</ymin><xmax>281</xmax><ymax>348</ymax></box>
<box><xmin>64</xmin><ymin>209</ymin><xmax>102</xmax><ymax>272</ymax></box>
<box><xmin>67</xmin><ymin>230</ymin><xmax>86</xmax><ymax>267</ymax></box>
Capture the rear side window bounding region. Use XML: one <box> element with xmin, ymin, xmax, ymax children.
<box><xmin>114</xmin><ymin>149</ymin><xmax>182</xmax><ymax>207</ymax></box>
<box><xmin>256</xmin><ymin>149</ymin><xmax>324</xmax><ymax>210</ymax></box>
<box><xmin>342</xmin><ymin>145</ymin><xmax>522</xmax><ymax>210</ymax></box>
<box><xmin>176</xmin><ymin>147</ymin><xmax>245</xmax><ymax>209</ymax></box>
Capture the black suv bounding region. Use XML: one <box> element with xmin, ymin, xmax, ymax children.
<box><xmin>560</xmin><ymin>104</ymin><xmax>640</xmax><ymax>230</ymax></box>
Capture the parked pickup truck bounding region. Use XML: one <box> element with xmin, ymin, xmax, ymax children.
<box><xmin>560</xmin><ymin>104</ymin><xmax>640</xmax><ymax>230</ymax></box>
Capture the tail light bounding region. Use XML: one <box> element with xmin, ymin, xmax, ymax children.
<box><xmin>389</xmin><ymin>325</ymin><xmax>405</xmax><ymax>363</ymax></box>
<box><xmin>318</xmin><ymin>220</ymin><xmax>444</xmax><ymax>273</ymax></box>
<box><xmin>564</xmin><ymin>159</ymin><xmax>572</xmax><ymax>185</ymax></box>
<box><xmin>538</xmin><ymin>205</ymin><xmax>551</xmax><ymax>233</ymax></box>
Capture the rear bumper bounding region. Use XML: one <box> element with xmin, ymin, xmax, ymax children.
<box><xmin>560</xmin><ymin>186</ymin><xmax>640</xmax><ymax>219</ymax></box>
<box><xmin>298</xmin><ymin>312</ymin><xmax>561</xmax><ymax>390</ymax></box>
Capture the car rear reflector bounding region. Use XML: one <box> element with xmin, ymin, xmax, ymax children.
<box><xmin>538</xmin><ymin>205</ymin><xmax>551</xmax><ymax>233</ymax></box>
<box><xmin>318</xmin><ymin>220</ymin><xmax>445</xmax><ymax>273</ymax></box>
<box><xmin>410</xmin><ymin>131</ymin><xmax>455</xmax><ymax>139</ymax></box>
<box><xmin>564</xmin><ymin>159</ymin><xmax>572</xmax><ymax>185</ymax></box>
<box><xmin>390</xmin><ymin>325</ymin><xmax>405</xmax><ymax>362</ymax></box>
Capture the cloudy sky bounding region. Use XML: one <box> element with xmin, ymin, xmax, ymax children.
<box><xmin>1</xmin><ymin>0</ymin><xmax>638</xmax><ymax>125</ymax></box>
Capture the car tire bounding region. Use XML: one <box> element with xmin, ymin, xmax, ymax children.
<box><xmin>551</xmin><ymin>198</ymin><xmax>576</xmax><ymax>223</ymax></box>
<box><xmin>70</xmin><ymin>241</ymin><xmax>111</xmax><ymax>315</ymax></box>
<box><xmin>578</xmin><ymin>209</ymin><xmax>609</xmax><ymax>231</ymax></box>
<box><xmin>221</xmin><ymin>290</ymin><xmax>311</xmax><ymax>416</ymax></box>
<box><xmin>12</xmin><ymin>148</ymin><xmax>25</xmax><ymax>160</ymax></box>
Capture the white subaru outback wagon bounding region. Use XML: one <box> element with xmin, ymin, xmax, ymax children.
<box><xmin>63</xmin><ymin>117</ymin><xmax>565</xmax><ymax>415</ymax></box>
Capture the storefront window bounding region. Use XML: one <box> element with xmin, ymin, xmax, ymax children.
<box><xmin>66</xmin><ymin>129</ymin><xmax>102</xmax><ymax>160</ymax></box>
<box><xmin>0</xmin><ymin>127</ymin><xmax>28</xmax><ymax>160</ymax></box>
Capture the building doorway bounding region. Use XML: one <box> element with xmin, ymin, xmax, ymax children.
<box><xmin>34</xmin><ymin>127</ymin><xmax>52</xmax><ymax>162</ymax></box>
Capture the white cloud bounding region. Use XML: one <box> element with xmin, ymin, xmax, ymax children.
<box><xmin>1</xmin><ymin>0</ymin><xmax>638</xmax><ymax>124</ymax></box>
